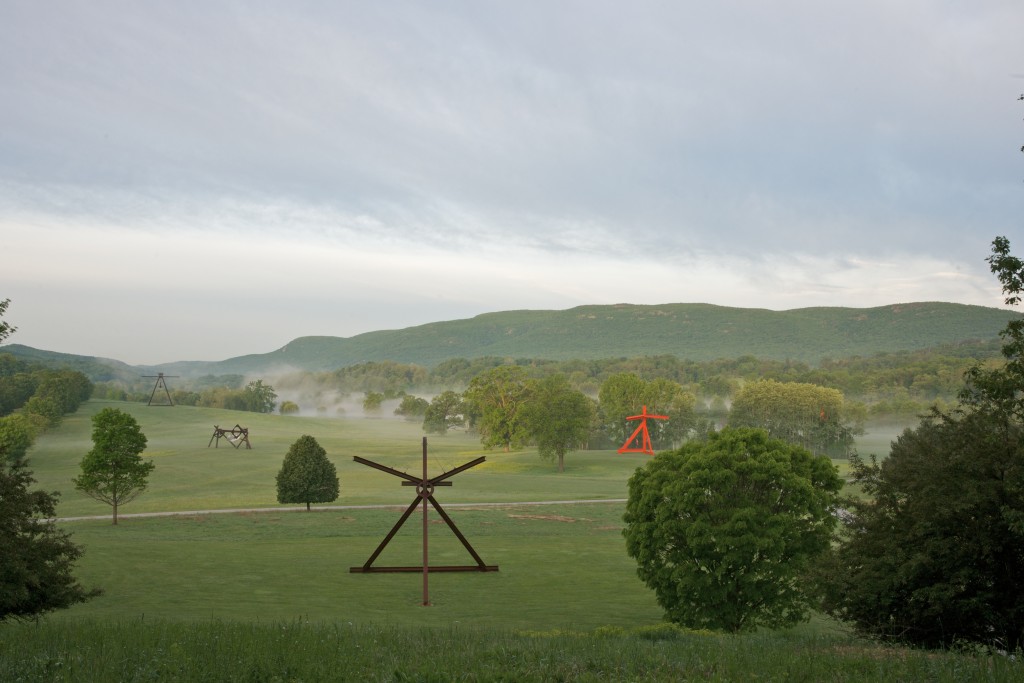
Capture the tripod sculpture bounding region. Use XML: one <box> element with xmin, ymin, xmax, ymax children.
<box><xmin>617</xmin><ymin>405</ymin><xmax>669</xmax><ymax>455</ymax></box>
<box><xmin>143</xmin><ymin>372</ymin><xmax>178</xmax><ymax>406</ymax></box>
<box><xmin>350</xmin><ymin>437</ymin><xmax>498</xmax><ymax>606</ymax></box>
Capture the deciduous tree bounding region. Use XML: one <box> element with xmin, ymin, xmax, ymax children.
<box><xmin>276</xmin><ymin>435</ymin><xmax>339</xmax><ymax>511</ymax></box>
<box><xmin>463</xmin><ymin>366</ymin><xmax>531</xmax><ymax>451</ymax></box>
<box><xmin>423</xmin><ymin>390</ymin><xmax>465</xmax><ymax>434</ymax></box>
<box><xmin>73</xmin><ymin>408</ymin><xmax>153</xmax><ymax>524</ymax></box>
<box><xmin>820</xmin><ymin>237</ymin><xmax>1024</xmax><ymax>650</ymax></box>
<box><xmin>241</xmin><ymin>379</ymin><xmax>277</xmax><ymax>413</ymax></box>
<box><xmin>522</xmin><ymin>374</ymin><xmax>594</xmax><ymax>472</ymax></box>
<box><xmin>394</xmin><ymin>394</ymin><xmax>429</xmax><ymax>421</ymax></box>
<box><xmin>729</xmin><ymin>379</ymin><xmax>858</xmax><ymax>457</ymax></box>
<box><xmin>623</xmin><ymin>427</ymin><xmax>842</xmax><ymax>633</ymax></box>
<box><xmin>1</xmin><ymin>456</ymin><xmax>100</xmax><ymax>620</ymax></box>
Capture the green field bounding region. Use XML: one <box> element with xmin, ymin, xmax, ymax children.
<box><xmin>8</xmin><ymin>401</ymin><xmax>1013</xmax><ymax>681</ymax></box>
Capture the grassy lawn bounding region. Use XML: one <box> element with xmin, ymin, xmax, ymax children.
<box><xmin>9</xmin><ymin>401</ymin><xmax>997</xmax><ymax>682</ymax></box>
<box><xmin>31</xmin><ymin>401</ymin><xmax>643</xmax><ymax>518</ymax></box>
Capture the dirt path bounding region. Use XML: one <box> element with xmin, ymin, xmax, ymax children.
<box><xmin>55</xmin><ymin>498</ymin><xmax>628</xmax><ymax>523</ymax></box>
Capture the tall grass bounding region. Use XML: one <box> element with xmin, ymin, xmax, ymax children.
<box><xmin>2</xmin><ymin>619</ymin><xmax>1016</xmax><ymax>682</ymax></box>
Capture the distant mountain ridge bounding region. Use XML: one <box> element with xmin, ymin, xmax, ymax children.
<box><xmin>2</xmin><ymin>302</ymin><xmax>1018</xmax><ymax>379</ymax></box>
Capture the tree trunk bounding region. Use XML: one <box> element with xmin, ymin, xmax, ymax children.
<box><xmin>306</xmin><ymin>501</ymin><xmax>311</xmax><ymax>511</ymax></box>
<box><xmin>112</xmin><ymin>500</ymin><xmax>118</xmax><ymax>525</ymax></box>
<box><xmin>558</xmin><ymin>454</ymin><xmax>564</xmax><ymax>473</ymax></box>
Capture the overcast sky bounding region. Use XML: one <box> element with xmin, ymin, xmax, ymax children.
<box><xmin>2</xmin><ymin>2</ymin><xmax>1022</xmax><ymax>365</ymax></box>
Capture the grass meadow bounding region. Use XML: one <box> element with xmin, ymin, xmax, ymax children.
<box><xmin>3</xmin><ymin>400</ymin><xmax>1016</xmax><ymax>681</ymax></box>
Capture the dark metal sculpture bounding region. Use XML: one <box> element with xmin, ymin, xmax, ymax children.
<box><xmin>143</xmin><ymin>372</ymin><xmax>178</xmax><ymax>406</ymax></box>
<box><xmin>350</xmin><ymin>437</ymin><xmax>498</xmax><ymax>606</ymax></box>
<box><xmin>208</xmin><ymin>424</ymin><xmax>251</xmax><ymax>449</ymax></box>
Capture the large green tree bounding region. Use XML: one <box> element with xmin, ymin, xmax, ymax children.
<box><xmin>820</xmin><ymin>237</ymin><xmax>1024</xmax><ymax>650</ymax></box>
<box><xmin>241</xmin><ymin>379</ymin><xmax>277</xmax><ymax>413</ymax></box>
<box><xmin>729</xmin><ymin>379</ymin><xmax>858</xmax><ymax>457</ymax></box>
<box><xmin>422</xmin><ymin>390</ymin><xmax>465</xmax><ymax>434</ymax></box>
<box><xmin>276</xmin><ymin>435</ymin><xmax>339</xmax><ymax>511</ymax></box>
<box><xmin>522</xmin><ymin>374</ymin><xmax>595</xmax><ymax>472</ymax></box>
<box><xmin>463</xmin><ymin>366</ymin><xmax>532</xmax><ymax>451</ymax></box>
<box><xmin>1</xmin><ymin>456</ymin><xmax>100</xmax><ymax>620</ymax></box>
<box><xmin>73</xmin><ymin>408</ymin><xmax>154</xmax><ymax>525</ymax></box>
<box><xmin>623</xmin><ymin>427</ymin><xmax>842</xmax><ymax>633</ymax></box>
<box><xmin>598</xmin><ymin>373</ymin><xmax>696</xmax><ymax>449</ymax></box>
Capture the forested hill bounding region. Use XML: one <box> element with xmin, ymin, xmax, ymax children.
<box><xmin>2</xmin><ymin>301</ymin><xmax>1018</xmax><ymax>378</ymax></box>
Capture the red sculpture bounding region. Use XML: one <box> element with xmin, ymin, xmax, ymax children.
<box><xmin>617</xmin><ymin>405</ymin><xmax>668</xmax><ymax>455</ymax></box>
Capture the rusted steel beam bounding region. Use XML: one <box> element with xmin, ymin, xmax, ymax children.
<box><xmin>350</xmin><ymin>565</ymin><xmax>500</xmax><ymax>573</ymax></box>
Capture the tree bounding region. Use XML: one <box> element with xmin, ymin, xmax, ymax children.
<box><xmin>276</xmin><ymin>435</ymin><xmax>339</xmax><ymax>511</ymax></box>
<box><xmin>0</xmin><ymin>414</ymin><xmax>39</xmax><ymax>464</ymax></box>
<box><xmin>598</xmin><ymin>373</ymin><xmax>697</xmax><ymax>449</ymax></box>
<box><xmin>241</xmin><ymin>379</ymin><xmax>277</xmax><ymax>413</ymax></box>
<box><xmin>0</xmin><ymin>298</ymin><xmax>15</xmax><ymax>343</ymax></box>
<box><xmin>422</xmin><ymin>390</ymin><xmax>465</xmax><ymax>434</ymax></box>
<box><xmin>463</xmin><ymin>366</ymin><xmax>532</xmax><ymax>451</ymax></box>
<box><xmin>73</xmin><ymin>408</ymin><xmax>154</xmax><ymax>525</ymax></box>
<box><xmin>623</xmin><ymin>427</ymin><xmax>842</xmax><ymax>633</ymax></box>
<box><xmin>729</xmin><ymin>379</ymin><xmax>858</xmax><ymax>457</ymax></box>
<box><xmin>279</xmin><ymin>400</ymin><xmax>300</xmax><ymax>415</ymax></box>
<box><xmin>522</xmin><ymin>374</ymin><xmax>594</xmax><ymax>472</ymax></box>
<box><xmin>394</xmin><ymin>394</ymin><xmax>429</xmax><ymax>421</ymax></box>
<box><xmin>1</xmin><ymin>456</ymin><xmax>100</xmax><ymax>620</ymax></box>
<box><xmin>362</xmin><ymin>391</ymin><xmax>384</xmax><ymax>415</ymax></box>
<box><xmin>820</xmin><ymin>237</ymin><xmax>1024</xmax><ymax>650</ymax></box>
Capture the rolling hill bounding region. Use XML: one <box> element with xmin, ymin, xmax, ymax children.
<box><xmin>2</xmin><ymin>301</ymin><xmax>1019</xmax><ymax>378</ymax></box>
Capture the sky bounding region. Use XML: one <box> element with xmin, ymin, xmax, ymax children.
<box><xmin>2</xmin><ymin>1</ymin><xmax>1023</xmax><ymax>365</ymax></box>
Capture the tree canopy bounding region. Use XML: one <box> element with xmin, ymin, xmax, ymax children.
<box><xmin>729</xmin><ymin>379</ymin><xmax>858</xmax><ymax>457</ymax></box>
<box><xmin>73</xmin><ymin>408</ymin><xmax>154</xmax><ymax>524</ymax></box>
<box><xmin>463</xmin><ymin>366</ymin><xmax>532</xmax><ymax>451</ymax></box>
<box><xmin>522</xmin><ymin>374</ymin><xmax>594</xmax><ymax>472</ymax></box>
<box><xmin>276</xmin><ymin>435</ymin><xmax>339</xmax><ymax>511</ymax></box>
<box><xmin>623</xmin><ymin>427</ymin><xmax>842</xmax><ymax>633</ymax></box>
<box><xmin>1</xmin><ymin>456</ymin><xmax>100</xmax><ymax>621</ymax></box>
<box><xmin>820</xmin><ymin>237</ymin><xmax>1024</xmax><ymax>650</ymax></box>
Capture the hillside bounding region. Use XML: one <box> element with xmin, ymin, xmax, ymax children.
<box><xmin>2</xmin><ymin>301</ymin><xmax>1018</xmax><ymax>378</ymax></box>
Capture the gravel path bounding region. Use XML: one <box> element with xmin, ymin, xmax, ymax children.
<box><xmin>55</xmin><ymin>498</ymin><xmax>628</xmax><ymax>523</ymax></box>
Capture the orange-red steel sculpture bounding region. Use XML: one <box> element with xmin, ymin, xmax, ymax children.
<box><xmin>617</xmin><ymin>405</ymin><xmax>668</xmax><ymax>455</ymax></box>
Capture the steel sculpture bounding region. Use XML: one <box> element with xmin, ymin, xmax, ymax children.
<box><xmin>350</xmin><ymin>437</ymin><xmax>498</xmax><ymax>606</ymax></box>
<box><xmin>143</xmin><ymin>372</ymin><xmax>178</xmax><ymax>406</ymax></box>
<box><xmin>617</xmin><ymin>405</ymin><xmax>668</xmax><ymax>455</ymax></box>
<box><xmin>208</xmin><ymin>424</ymin><xmax>252</xmax><ymax>449</ymax></box>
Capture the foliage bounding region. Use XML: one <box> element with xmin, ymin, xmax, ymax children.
<box><xmin>422</xmin><ymin>390</ymin><xmax>465</xmax><ymax>434</ymax></box>
<box><xmin>598</xmin><ymin>373</ymin><xmax>695</xmax><ymax>449</ymax></box>
<box><xmin>821</xmin><ymin>237</ymin><xmax>1024</xmax><ymax>650</ymax></box>
<box><xmin>464</xmin><ymin>366</ymin><xmax>533</xmax><ymax>451</ymax></box>
<box><xmin>361</xmin><ymin>391</ymin><xmax>384</xmax><ymax>414</ymax></box>
<box><xmin>240</xmin><ymin>379</ymin><xmax>277</xmax><ymax>413</ymax></box>
<box><xmin>820</xmin><ymin>412</ymin><xmax>1024</xmax><ymax>650</ymax></box>
<box><xmin>623</xmin><ymin>427</ymin><xmax>842</xmax><ymax>633</ymax></box>
<box><xmin>275</xmin><ymin>435</ymin><xmax>339</xmax><ymax>511</ymax></box>
<box><xmin>0</xmin><ymin>413</ymin><xmax>40</xmax><ymax>464</ymax></box>
<box><xmin>393</xmin><ymin>394</ymin><xmax>428</xmax><ymax>421</ymax></box>
<box><xmin>73</xmin><ymin>408</ymin><xmax>153</xmax><ymax>524</ymax></box>
<box><xmin>0</xmin><ymin>456</ymin><xmax>99</xmax><ymax>621</ymax></box>
<box><xmin>729</xmin><ymin>379</ymin><xmax>859</xmax><ymax>457</ymax></box>
<box><xmin>278</xmin><ymin>400</ymin><xmax>300</xmax><ymax>415</ymax></box>
<box><xmin>522</xmin><ymin>374</ymin><xmax>594</xmax><ymax>472</ymax></box>
<box><xmin>0</xmin><ymin>298</ymin><xmax>14</xmax><ymax>343</ymax></box>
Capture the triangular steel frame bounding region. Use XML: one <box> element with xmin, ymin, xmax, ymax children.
<box><xmin>350</xmin><ymin>437</ymin><xmax>498</xmax><ymax>577</ymax></box>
